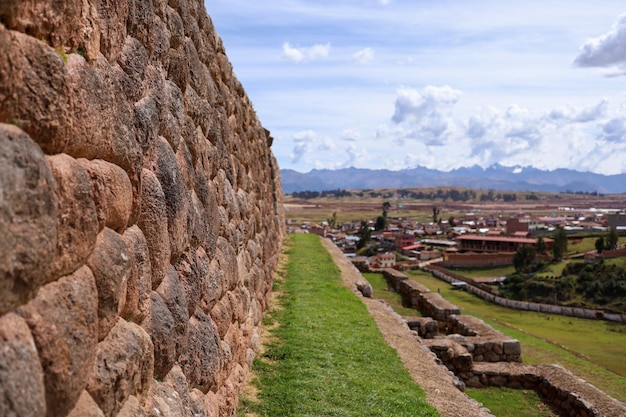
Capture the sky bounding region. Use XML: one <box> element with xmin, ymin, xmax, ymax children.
<box><xmin>206</xmin><ymin>1</ymin><xmax>626</xmax><ymax>175</ymax></box>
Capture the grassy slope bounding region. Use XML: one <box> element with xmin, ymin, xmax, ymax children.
<box><xmin>238</xmin><ymin>234</ymin><xmax>439</xmax><ymax>417</ymax></box>
<box><xmin>407</xmin><ymin>270</ymin><xmax>626</xmax><ymax>402</ymax></box>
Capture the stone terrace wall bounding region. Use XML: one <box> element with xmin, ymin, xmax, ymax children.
<box><xmin>0</xmin><ymin>1</ymin><xmax>284</xmax><ymax>416</ymax></box>
<box><xmin>427</xmin><ymin>266</ymin><xmax>626</xmax><ymax>323</ymax></box>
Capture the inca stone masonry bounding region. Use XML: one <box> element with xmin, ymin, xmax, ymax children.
<box><xmin>0</xmin><ymin>1</ymin><xmax>284</xmax><ymax>415</ymax></box>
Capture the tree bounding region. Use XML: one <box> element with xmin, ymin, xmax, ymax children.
<box><xmin>432</xmin><ymin>206</ymin><xmax>440</xmax><ymax>223</ymax></box>
<box><xmin>513</xmin><ymin>245</ymin><xmax>536</xmax><ymax>273</ymax></box>
<box><xmin>356</xmin><ymin>220</ymin><xmax>371</xmax><ymax>250</ymax></box>
<box><xmin>606</xmin><ymin>227</ymin><xmax>619</xmax><ymax>251</ymax></box>
<box><xmin>536</xmin><ymin>236</ymin><xmax>547</xmax><ymax>254</ymax></box>
<box><xmin>448</xmin><ymin>216</ymin><xmax>456</xmax><ymax>227</ymax></box>
<box><xmin>382</xmin><ymin>201</ymin><xmax>391</xmax><ymax>218</ymax></box>
<box><xmin>552</xmin><ymin>226</ymin><xmax>568</xmax><ymax>261</ymax></box>
<box><xmin>374</xmin><ymin>215</ymin><xmax>386</xmax><ymax>231</ymax></box>
<box><xmin>327</xmin><ymin>211</ymin><xmax>337</xmax><ymax>229</ymax></box>
<box><xmin>595</xmin><ymin>236</ymin><xmax>605</xmax><ymax>254</ymax></box>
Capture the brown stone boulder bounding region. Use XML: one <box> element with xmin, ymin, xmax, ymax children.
<box><xmin>0</xmin><ymin>124</ymin><xmax>58</xmax><ymax>315</ymax></box>
<box><xmin>18</xmin><ymin>265</ymin><xmax>99</xmax><ymax>417</ymax></box>
<box><xmin>87</xmin><ymin>318</ymin><xmax>154</xmax><ymax>417</ymax></box>
<box><xmin>179</xmin><ymin>309</ymin><xmax>222</xmax><ymax>392</ymax></box>
<box><xmin>46</xmin><ymin>153</ymin><xmax>99</xmax><ymax>278</ymax></box>
<box><xmin>144</xmin><ymin>137</ymin><xmax>191</xmax><ymax>262</ymax></box>
<box><xmin>0</xmin><ymin>313</ymin><xmax>46</xmax><ymax>417</ymax></box>
<box><xmin>156</xmin><ymin>266</ymin><xmax>190</xmax><ymax>357</ymax></box>
<box><xmin>121</xmin><ymin>226</ymin><xmax>152</xmax><ymax>324</ymax></box>
<box><xmin>0</xmin><ymin>29</ymin><xmax>71</xmax><ymax>153</ymax></box>
<box><xmin>86</xmin><ymin>227</ymin><xmax>132</xmax><ymax>341</ymax></box>
<box><xmin>67</xmin><ymin>390</ymin><xmax>105</xmax><ymax>417</ymax></box>
<box><xmin>79</xmin><ymin>159</ymin><xmax>134</xmax><ymax>233</ymax></box>
<box><xmin>175</xmin><ymin>246</ymin><xmax>210</xmax><ymax>316</ymax></box>
<box><xmin>137</xmin><ymin>168</ymin><xmax>171</xmax><ymax>290</ymax></box>
<box><xmin>143</xmin><ymin>291</ymin><xmax>177</xmax><ymax>379</ymax></box>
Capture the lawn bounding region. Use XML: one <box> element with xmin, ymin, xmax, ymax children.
<box><xmin>407</xmin><ymin>269</ymin><xmax>626</xmax><ymax>402</ymax></box>
<box><xmin>465</xmin><ymin>388</ymin><xmax>557</xmax><ymax>417</ymax></box>
<box><xmin>363</xmin><ymin>272</ymin><xmax>422</xmax><ymax>316</ymax></box>
<box><xmin>238</xmin><ymin>234</ymin><xmax>439</xmax><ymax>417</ymax></box>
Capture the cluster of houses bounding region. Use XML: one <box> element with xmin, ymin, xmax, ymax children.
<box><xmin>287</xmin><ymin>210</ymin><xmax>626</xmax><ymax>271</ymax></box>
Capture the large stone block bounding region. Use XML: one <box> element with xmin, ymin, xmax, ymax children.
<box><xmin>180</xmin><ymin>309</ymin><xmax>222</xmax><ymax>392</ymax></box>
<box><xmin>0</xmin><ymin>30</ymin><xmax>71</xmax><ymax>153</ymax></box>
<box><xmin>0</xmin><ymin>124</ymin><xmax>58</xmax><ymax>315</ymax></box>
<box><xmin>86</xmin><ymin>228</ymin><xmax>132</xmax><ymax>341</ymax></box>
<box><xmin>137</xmin><ymin>168</ymin><xmax>171</xmax><ymax>290</ymax></box>
<box><xmin>79</xmin><ymin>159</ymin><xmax>134</xmax><ymax>233</ymax></box>
<box><xmin>175</xmin><ymin>246</ymin><xmax>210</xmax><ymax>316</ymax></box>
<box><xmin>46</xmin><ymin>153</ymin><xmax>99</xmax><ymax>278</ymax></box>
<box><xmin>156</xmin><ymin>266</ymin><xmax>190</xmax><ymax>357</ymax></box>
<box><xmin>121</xmin><ymin>226</ymin><xmax>152</xmax><ymax>324</ymax></box>
<box><xmin>67</xmin><ymin>391</ymin><xmax>105</xmax><ymax>417</ymax></box>
<box><xmin>87</xmin><ymin>319</ymin><xmax>154</xmax><ymax>417</ymax></box>
<box><xmin>144</xmin><ymin>137</ymin><xmax>191</xmax><ymax>262</ymax></box>
<box><xmin>143</xmin><ymin>291</ymin><xmax>176</xmax><ymax>379</ymax></box>
<box><xmin>18</xmin><ymin>265</ymin><xmax>99</xmax><ymax>417</ymax></box>
<box><xmin>0</xmin><ymin>313</ymin><xmax>46</xmax><ymax>417</ymax></box>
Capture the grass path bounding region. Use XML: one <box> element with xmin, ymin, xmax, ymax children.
<box><xmin>238</xmin><ymin>234</ymin><xmax>439</xmax><ymax>417</ymax></box>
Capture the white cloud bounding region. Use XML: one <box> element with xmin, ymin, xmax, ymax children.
<box><xmin>352</xmin><ymin>48</ymin><xmax>374</xmax><ymax>65</ymax></box>
<box><xmin>599</xmin><ymin>117</ymin><xmax>626</xmax><ymax>142</ymax></box>
<box><xmin>391</xmin><ymin>86</ymin><xmax>463</xmax><ymax>146</ymax></box>
<box><xmin>282</xmin><ymin>42</ymin><xmax>330</xmax><ymax>62</ymax></box>
<box><xmin>289</xmin><ymin>130</ymin><xmax>336</xmax><ymax>163</ymax></box>
<box><xmin>341</xmin><ymin>129</ymin><xmax>360</xmax><ymax>141</ymax></box>
<box><xmin>575</xmin><ymin>13</ymin><xmax>626</xmax><ymax>75</ymax></box>
<box><xmin>378</xmin><ymin>0</ymin><xmax>393</xmax><ymax>5</ymax></box>
<box><xmin>342</xmin><ymin>144</ymin><xmax>367</xmax><ymax>168</ymax></box>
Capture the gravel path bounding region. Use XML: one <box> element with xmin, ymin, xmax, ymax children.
<box><xmin>320</xmin><ymin>238</ymin><xmax>493</xmax><ymax>417</ymax></box>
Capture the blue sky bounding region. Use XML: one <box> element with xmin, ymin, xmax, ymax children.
<box><xmin>206</xmin><ymin>1</ymin><xmax>626</xmax><ymax>175</ymax></box>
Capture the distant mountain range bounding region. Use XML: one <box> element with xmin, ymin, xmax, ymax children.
<box><xmin>280</xmin><ymin>164</ymin><xmax>626</xmax><ymax>194</ymax></box>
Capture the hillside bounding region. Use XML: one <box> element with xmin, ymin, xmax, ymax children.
<box><xmin>281</xmin><ymin>165</ymin><xmax>626</xmax><ymax>194</ymax></box>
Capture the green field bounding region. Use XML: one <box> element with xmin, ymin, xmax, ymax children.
<box><xmin>238</xmin><ymin>234</ymin><xmax>439</xmax><ymax>417</ymax></box>
<box><xmin>406</xmin><ymin>269</ymin><xmax>626</xmax><ymax>402</ymax></box>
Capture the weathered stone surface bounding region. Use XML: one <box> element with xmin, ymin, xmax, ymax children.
<box><xmin>0</xmin><ymin>124</ymin><xmax>58</xmax><ymax>315</ymax></box>
<box><xmin>121</xmin><ymin>226</ymin><xmax>152</xmax><ymax>324</ymax></box>
<box><xmin>145</xmin><ymin>137</ymin><xmax>191</xmax><ymax>261</ymax></box>
<box><xmin>67</xmin><ymin>391</ymin><xmax>105</xmax><ymax>417</ymax></box>
<box><xmin>180</xmin><ymin>309</ymin><xmax>222</xmax><ymax>392</ymax></box>
<box><xmin>156</xmin><ymin>266</ymin><xmax>190</xmax><ymax>357</ymax></box>
<box><xmin>1</xmin><ymin>1</ymin><xmax>285</xmax><ymax>415</ymax></box>
<box><xmin>175</xmin><ymin>246</ymin><xmax>210</xmax><ymax>316</ymax></box>
<box><xmin>137</xmin><ymin>168</ymin><xmax>170</xmax><ymax>290</ymax></box>
<box><xmin>0</xmin><ymin>313</ymin><xmax>46</xmax><ymax>417</ymax></box>
<box><xmin>143</xmin><ymin>291</ymin><xmax>176</xmax><ymax>379</ymax></box>
<box><xmin>18</xmin><ymin>265</ymin><xmax>98</xmax><ymax>417</ymax></box>
<box><xmin>86</xmin><ymin>228</ymin><xmax>132</xmax><ymax>341</ymax></box>
<box><xmin>79</xmin><ymin>159</ymin><xmax>134</xmax><ymax>233</ymax></box>
<box><xmin>116</xmin><ymin>395</ymin><xmax>147</xmax><ymax>417</ymax></box>
<box><xmin>0</xmin><ymin>30</ymin><xmax>71</xmax><ymax>153</ymax></box>
<box><xmin>46</xmin><ymin>153</ymin><xmax>99</xmax><ymax>278</ymax></box>
<box><xmin>87</xmin><ymin>318</ymin><xmax>153</xmax><ymax>417</ymax></box>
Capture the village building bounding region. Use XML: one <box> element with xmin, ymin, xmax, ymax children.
<box><xmin>456</xmin><ymin>235</ymin><xmax>554</xmax><ymax>253</ymax></box>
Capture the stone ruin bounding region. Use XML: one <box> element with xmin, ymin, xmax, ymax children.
<box><xmin>0</xmin><ymin>1</ymin><xmax>284</xmax><ymax>416</ymax></box>
<box><xmin>381</xmin><ymin>268</ymin><xmax>626</xmax><ymax>417</ymax></box>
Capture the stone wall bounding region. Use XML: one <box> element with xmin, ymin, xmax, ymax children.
<box><xmin>0</xmin><ymin>1</ymin><xmax>284</xmax><ymax>416</ymax></box>
<box><xmin>427</xmin><ymin>266</ymin><xmax>626</xmax><ymax>323</ymax></box>
<box><xmin>373</xmin><ymin>268</ymin><xmax>626</xmax><ymax>416</ymax></box>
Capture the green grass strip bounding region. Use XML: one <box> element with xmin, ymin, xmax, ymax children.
<box><xmin>239</xmin><ymin>234</ymin><xmax>439</xmax><ymax>417</ymax></box>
